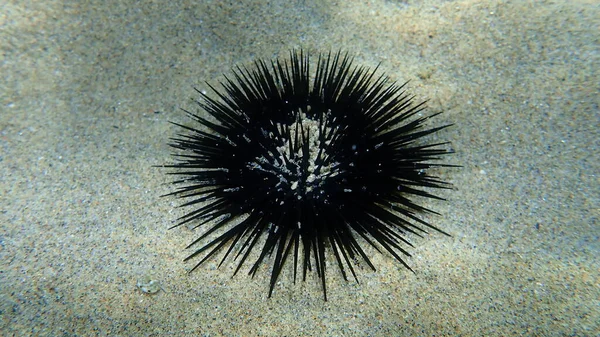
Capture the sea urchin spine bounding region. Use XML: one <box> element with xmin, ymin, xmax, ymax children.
<box><xmin>163</xmin><ymin>50</ymin><xmax>454</xmax><ymax>300</ymax></box>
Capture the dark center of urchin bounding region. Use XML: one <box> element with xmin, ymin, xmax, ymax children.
<box><xmin>246</xmin><ymin>106</ymin><xmax>340</xmax><ymax>209</ymax></box>
<box><xmin>163</xmin><ymin>50</ymin><xmax>455</xmax><ymax>301</ymax></box>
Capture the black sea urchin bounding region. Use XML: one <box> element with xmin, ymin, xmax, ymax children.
<box><xmin>163</xmin><ymin>50</ymin><xmax>454</xmax><ymax>300</ymax></box>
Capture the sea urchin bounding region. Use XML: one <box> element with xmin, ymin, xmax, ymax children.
<box><xmin>163</xmin><ymin>50</ymin><xmax>454</xmax><ymax>300</ymax></box>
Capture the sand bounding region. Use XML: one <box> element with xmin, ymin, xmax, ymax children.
<box><xmin>1</xmin><ymin>0</ymin><xmax>598</xmax><ymax>335</ymax></box>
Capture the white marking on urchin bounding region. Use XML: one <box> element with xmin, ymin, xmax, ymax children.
<box><xmin>247</xmin><ymin>106</ymin><xmax>345</xmax><ymax>202</ymax></box>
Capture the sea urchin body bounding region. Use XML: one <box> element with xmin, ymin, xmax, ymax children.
<box><xmin>164</xmin><ymin>50</ymin><xmax>454</xmax><ymax>300</ymax></box>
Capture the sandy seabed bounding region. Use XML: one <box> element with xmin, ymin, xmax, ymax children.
<box><xmin>1</xmin><ymin>0</ymin><xmax>598</xmax><ymax>336</ymax></box>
